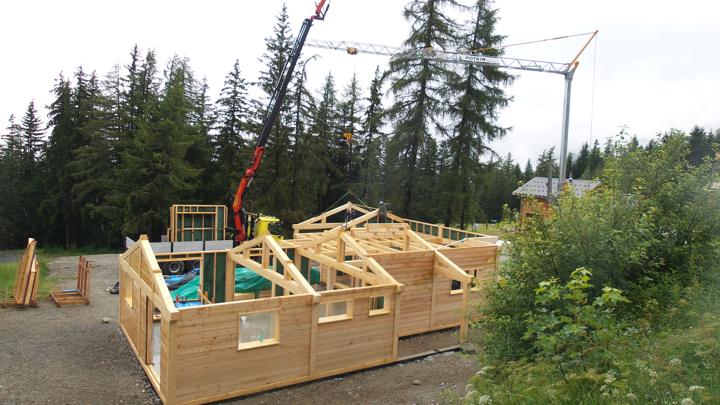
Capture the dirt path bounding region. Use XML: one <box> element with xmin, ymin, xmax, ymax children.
<box><xmin>0</xmin><ymin>254</ymin><xmax>478</xmax><ymax>404</ymax></box>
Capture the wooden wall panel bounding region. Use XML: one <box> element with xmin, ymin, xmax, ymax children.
<box><xmin>174</xmin><ymin>295</ymin><xmax>313</xmax><ymax>404</ymax></box>
<box><xmin>431</xmin><ymin>275</ymin><xmax>463</xmax><ymax>328</ymax></box>
<box><xmin>439</xmin><ymin>245</ymin><xmax>497</xmax><ymax>272</ymax></box>
<box><xmin>371</xmin><ymin>251</ymin><xmax>434</xmax><ymax>336</ymax></box>
<box><xmin>315</xmin><ymin>286</ymin><xmax>396</xmax><ymax>373</ymax></box>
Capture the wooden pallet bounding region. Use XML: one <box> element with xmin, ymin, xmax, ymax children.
<box><xmin>50</xmin><ymin>256</ymin><xmax>92</xmax><ymax>307</ymax></box>
<box><xmin>1</xmin><ymin>238</ymin><xmax>40</xmax><ymax>308</ymax></box>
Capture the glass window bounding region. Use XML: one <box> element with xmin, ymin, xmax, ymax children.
<box><xmin>238</xmin><ymin>310</ymin><xmax>279</xmax><ymax>350</ymax></box>
<box><xmin>369</xmin><ymin>295</ymin><xmax>389</xmax><ymax>316</ymax></box>
<box><xmin>318</xmin><ymin>300</ymin><xmax>353</xmax><ymax>323</ymax></box>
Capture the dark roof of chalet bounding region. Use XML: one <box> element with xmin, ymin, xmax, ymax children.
<box><xmin>512</xmin><ymin>177</ymin><xmax>601</xmax><ymax>198</ymax></box>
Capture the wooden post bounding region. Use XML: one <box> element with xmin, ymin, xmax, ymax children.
<box><xmin>262</xmin><ymin>240</ymin><xmax>272</xmax><ymax>297</ymax></box>
<box><xmin>309</xmin><ymin>302</ymin><xmax>320</xmax><ymax>375</ymax></box>
<box><xmin>225</xmin><ymin>253</ymin><xmax>235</xmax><ymax>302</ymax></box>
<box><xmin>459</xmin><ymin>281</ymin><xmax>470</xmax><ymax>342</ymax></box>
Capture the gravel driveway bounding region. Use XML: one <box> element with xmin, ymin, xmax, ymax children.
<box><xmin>0</xmin><ymin>253</ymin><xmax>478</xmax><ymax>405</ymax></box>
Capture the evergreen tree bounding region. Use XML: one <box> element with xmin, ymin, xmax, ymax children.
<box><xmin>586</xmin><ymin>139</ymin><xmax>603</xmax><ymax>178</ymax></box>
<box><xmin>120</xmin><ymin>57</ymin><xmax>203</xmax><ymax>235</ymax></box>
<box><xmin>308</xmin><ymin>73</ymin><xmax>342</xmax><ymax>210</ymax></box>
<box><xmin>337</xmin><ymin>73</ymin><xmax>363</xmax><ymax>195</ymax></box>
<box><xmin>386</xmin><ymin>0</ymin><xmax>461</xmax><ymax>217</ymax></box>
<box><xmin>443</xmin><ymin>0</ymin><xmax>512</xmax><ymax>227</ymax></box>
<box><xmin>573</xmin><ymin>142</ymin><xmax>590</xmax><ymax>179</ymax></box>
<box><xmin>0</xmin><ymin>115</ymin><xmax>28</xmax><ymax>247</ymax></box>
<box><xmin>359</xmin><ymin>67</ymin><xmax>386</xmax><ymax>203</ymax></box>
<box><xmin>522</xmin><ymin>159</ymin><xmax>534</xmax><ymax>181</ymax></box>
<box><xmin>70</xmin><ymin>69</ymin><xmax>123</xmax><ymax>246</ymax></box>
<box><xmin>253</xmin><ymin>3</ymin><xmax>295</xmax><ymax>217</ymax></box>
<box><xmin>20</xmin><ymin>101</ymin><xmax>45</xmax><ymax>166</ymax></box>
<box><xmin>43</xmin><ymin>74</ymin><xmax>78</xmax><ymax>247</ymax></box>
<box><xmin>688</xmin><ymin>126</ymin><xmax>715</xmax><ymax>166</ymax></box>
<box><xmin>535</xmin><ymin>147</ymin><xmax>558</xmax><ymax>179</ymax></box>
<box><xmin>286</xmin><ymin>58</ymin><xmax>317</xmax><ymax>222</ymax></box>
<box><xmin>209</xmin><ymin>60</ymin><xmax>251</xmax><ymax>203</ymax></box>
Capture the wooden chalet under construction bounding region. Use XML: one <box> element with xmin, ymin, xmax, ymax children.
<box><xmin>119</xmin><ymin>203</ymin><xmax>499</xmax><ymax>405</ymax></box>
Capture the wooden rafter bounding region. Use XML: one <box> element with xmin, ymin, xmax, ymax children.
<box><xmin>407</xmin><ymin>230</ymin><xmax>472</xmax><ymax>284</ymax></box>
<box><xmin>228</xmin><ymin>235</ymin><xmax>317</xmax><ymax>296</ymax></box>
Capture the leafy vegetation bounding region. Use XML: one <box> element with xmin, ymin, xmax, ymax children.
<box><xmin>458</xmin><ymin>132</ymin><xmax>720</xmax><ymax>404</ymax></box>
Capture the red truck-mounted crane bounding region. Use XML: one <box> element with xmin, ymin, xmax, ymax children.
<box><xmin>232</xmin><ymin>0</ymin><xmax>329</xmax><ymax>243</ymax></box>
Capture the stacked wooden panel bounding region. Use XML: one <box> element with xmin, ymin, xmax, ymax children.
<box><xmin>50</xmin><ymin>255</ymin><xmax>92</xmax><ymax>307</ymax></box>
<box><xmin>168</xmin><ymin>204</ymin><xmax>227</xmax><ymax>242</ymax></box>
<box><xmin>1</xmin><ymin>238</ymin><xmax>40</xmax><ymax>308</ymax></box>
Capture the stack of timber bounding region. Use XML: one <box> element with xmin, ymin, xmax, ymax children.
<box><xmin>50</xmin><ymin>256</ymin><xmax>92</xmax><ymax>307</ymax></box>
<box><xmin>1</xmin><ymin>238</ymin><xmax>40</xmax><ymax>308</ymax></box>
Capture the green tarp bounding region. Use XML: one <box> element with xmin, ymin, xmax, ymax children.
<box><xmin>171</xmin><ymin>276</ymin><xmax>199</xmax><ymax>301</ymax></box>
<box><xmin>171</xmin><ymin>266</ymin><xmax>321</xmax><ymax>301</ymax></box>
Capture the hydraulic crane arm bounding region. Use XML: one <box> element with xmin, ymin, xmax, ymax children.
<box><xmin>233</xmin><ymin>0</ymin><xmax>329</xmax><ymax>243</ymax></box>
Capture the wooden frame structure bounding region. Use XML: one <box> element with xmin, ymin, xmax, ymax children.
<box><xmin>167</xmin><ymin>204</ymin><xmax>228</xmax><ymax>242</ymax></box>
<box><xmin>119</xmin><ymin>203</ymin><xmax>499</xmax><ymax>404</ymax></box>
<box><xmin>1</xmin><ymin>238</ymin><xmax>40</xmax><ymax>308</ymax></box>
<box><xmin>50</xmin><ymin>256</ymin><xmax>92</xmax><ymax>307</ymax></box>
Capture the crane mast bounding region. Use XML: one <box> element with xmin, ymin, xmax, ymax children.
<box><xmin>232</xmin><ymin>1</ymin><xmax>329</xmax><ymax>243</ymax></box>
<box><xmin>305</xmin><ymin>32</ymin><xmax>597</xmax><ymax>197</ymax></box>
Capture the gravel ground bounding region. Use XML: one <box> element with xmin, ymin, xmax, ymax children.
<box><xmin>0</xmin><ymin>253</ymin><xmax>478</xmax><ymax>405</ymax></box>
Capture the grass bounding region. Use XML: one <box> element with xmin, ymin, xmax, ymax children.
<box><xmin>0</xmin><ymin>246</ymin><xmax>118</xmax><ymax>302</ymax></box>
<box><xmin>467</xmin><ymin>223</ymin><xmax>515</xmax><ymax>240</ymax></box>
<box><xmin>37</xmin><ymin>246</ymin><xmax>120</xmax><ymax>256</ymax></box>
<box><xmin>0</xmin><ymin>256</ymin><xmax>57</xmax><ymax>302</ymax></box>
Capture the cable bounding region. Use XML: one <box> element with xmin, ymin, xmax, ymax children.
<box><xmin>463</xmin><ymin>31</ymin><xmax>597</xmax><ymax>54</ymax></box>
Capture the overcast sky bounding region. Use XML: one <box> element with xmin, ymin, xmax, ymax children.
<box><xmin>1</xmin><ymin>0</ymin><xmax>718</xmax><ymax>166</ymax></box>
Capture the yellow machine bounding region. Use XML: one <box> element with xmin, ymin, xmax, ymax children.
<box><xmin>246</xmin><ymin>213</ymin><xmax>283</xmax><ymax>240</ymax></box>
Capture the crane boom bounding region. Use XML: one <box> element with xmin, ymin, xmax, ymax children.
<box><xmin>232</xmin><ymin>0</ymin><xmax>329</xmax><ymax>243</ymax></box>
<box><xmin>305</xmin><ymin>31</ymin><xmax>598</xmax><ymax>197</ymax></box>
<box><xmin>305</xmin><ymin>39</ymin><xmax>572</xmax><ymax>75</ymax></box>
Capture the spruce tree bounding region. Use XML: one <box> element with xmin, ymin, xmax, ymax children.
<box><xmin>286</xmin><ymin>59</ymin><xmax>317</xmax><ymax>222</ymax></box>
<box><xmin>308</xmin><ymin>73</ymin><xmax>341</xmax><ymax>210</ymax></box>
<box><xmin>210</xmin><ymin>60</ymin><xmax>251</xmax><ymax>203</ymax></box>
<box><xmin>337</xmin><ymin>73</ymin><xmax>363</xmax><ymax>195</ymax></box>
<box><xmin>573</xmin><ymin>142</ymin><xmax>590</xmax><ymax>179</ymax></box>
<box><xmin>443</xmin><ymin>0</ymin><xmax>512</xmax><ymax>227</ymax></box>
<box><xmin>253</xmin><ymin>3</ymin><xmax>295</xmax><ymax>216</ymax></box>
<box><xmin>359</xmin><ymin>67</ymin><xmax>386</xmax><ymax>203</ymax></box>
<box><xmin>20</xmin><ymin>101</ymin><xmax>45</xmax><ymax>167</ymax></box>
<box><xmin>523</xmin><ymin>159</ymin><xmax>534</xmax><ymax>181</ymax></box>
<box><xmin>0</xmin><ymin>115</ymin><xmax>27</xmax><ymax>247</ymax></box>
<box><xmin>386</xmin><ymin>0</ymin><xmax>461</xmax><ymax>217</ymax></box>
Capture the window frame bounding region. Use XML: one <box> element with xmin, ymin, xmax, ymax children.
<box><xmin>318</xmin><ymin>299</ymin><xmax>354</xmax><ymax>324</ymax></box>
<box><xmin>450</xmin><ymin>268</ymin><xmax>482</xmax><ymax>295</ymax></box>
<box><xmin>123</xmin><ymin>275</ymin><xmax>133</xmax><ymax>308</ymax></box>
<box><xmin>368</xmin><ymin>295</ymin><xmax>390</xmax><ymax>316</ymax></box>
<box><xmin>237</xmin><ymin>309</ymin><xmax>280</xmax><ymax>351</ymax></box>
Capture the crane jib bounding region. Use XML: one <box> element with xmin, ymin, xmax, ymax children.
<box><xmin>455</xmin><ymin>54</ymin><xmax>501</xmax><ymax>65</ymax></box>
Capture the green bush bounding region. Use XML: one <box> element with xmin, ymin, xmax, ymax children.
<box><xmin>479</xmin><ymin>133</ymin><xmax>720</xmax><ymax>362</ymax></box>
<box><xmin>462</xmin><ymin>132</ymin><xmax>720</xmax><ymax>404</ymax></box>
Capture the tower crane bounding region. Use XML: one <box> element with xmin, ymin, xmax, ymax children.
<box><xmin>305</xmin><ymin>32</ymin><xmax>597</xmax><ymax>196</ymax></box>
